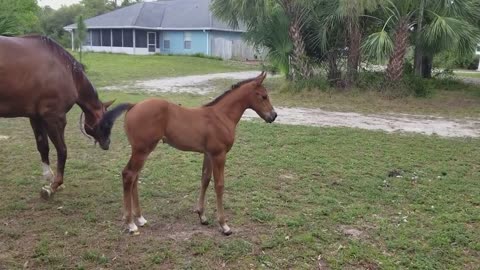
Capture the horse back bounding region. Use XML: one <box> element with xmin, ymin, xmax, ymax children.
<box><xmin>0</xmin><ymin>36</ymin><xmax>77</xmax><ymax>118</ymax></box>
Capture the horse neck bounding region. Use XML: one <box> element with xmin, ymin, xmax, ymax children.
<box><xmin>212</xmin><ymin>87</ymin><xmax>250</xmax><ymax>125</ymax></box>
<box><xmin>75</xmin><ymin>75</ymin><xmax>102</xmax><ymax>122</ymax></box>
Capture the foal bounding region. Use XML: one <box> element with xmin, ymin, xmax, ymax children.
<box><xmin>110</xmin><ymin>72</ymin><xmax>276</xmax><ymax>235</ymax></box>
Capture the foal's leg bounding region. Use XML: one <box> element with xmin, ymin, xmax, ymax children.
<box><xmin>195</xmin><ymin>153</ymin><xmax>212</xmax><ymax>225</ymax></box>
<box><xmin>30</xmin><ymin>118</ymin><xmax>53</xmax><ymax>183</ymax></box>
<box><xmin>122</xmin><ymin>149</ymin><xmax>150</xmax><ymax>234</ymax></box>
<box><xmin>40</xmin><ymin>116</ymin><xmax>67</xmax><ymax>199</ymax></box>
<box><xmin>132</xmin><ymin>174</ymin><xmax>147</xmax><ymax>227</ymax></box>
<box><xmin>212</xmin><ymin>152</ymin><xmax>232</xmax><ymax>235</ymax></box>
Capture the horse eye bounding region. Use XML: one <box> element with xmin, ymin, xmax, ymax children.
<box><xmin>262</xmin><ymin>95</ymin><xmax>268</xmax><ymax>100</ymax></box>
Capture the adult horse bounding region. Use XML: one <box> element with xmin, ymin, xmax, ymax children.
<box><xmin>0</xmin><ymin>35</ymin><xmax>115</xmax><ymax>199</ymax></box>
<box><xmin>101</xmin><ymin>72</ymin><xmax>277</xmax><ymax>235</ymax></box>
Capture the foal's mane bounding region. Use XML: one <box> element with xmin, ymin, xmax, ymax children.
<box><xmin>203</xmin><ymin>78</ymin><xmax>256</xmax><ymax>107</ymax></box>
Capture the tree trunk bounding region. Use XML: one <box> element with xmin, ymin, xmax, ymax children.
<box><xmin>386</xmin><ymin>20</ymin><xmax>410</xmax><ymax>82</ymax></box>
<box><xmin>327</xmin><ymin>51</ymin><xmax>342</xmax><ymax>87</ymax></box>
<box><xmin>421</xmin><ymin>53</ymin><xmax>433</xmax><ymax>78</ymax></box>
<box><xmin>282</xmin><ymin>0</ymin><xmax>311</xmax><ymax>81</ymax></box>
<box><xmin>346</xmin><ymin>20</ymin><xmax>361</xmax><ymax>86</ymax></box>
<box><xmin>414</xmin><ymin>0</ymin><xmax>425</xmax><ymax>77</ymax></box>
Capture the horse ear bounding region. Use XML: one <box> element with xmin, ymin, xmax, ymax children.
<box><xmin>103</xmin><ymin>100</ymin><xmax>116</xmax><ymax>109</ymax></box>
<box><xmin>256</xmin><ymin>71</ymin><xmax>267</xmax><ymax>85</ymax></box>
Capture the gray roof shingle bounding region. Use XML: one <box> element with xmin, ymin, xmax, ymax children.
<box><xmin>64</xmin><ymin>0</ymin><xmax>243</xmax><ymax>32</ymax></box>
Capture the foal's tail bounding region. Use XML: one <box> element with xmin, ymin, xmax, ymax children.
<box><xmin>99</xmin><ymin>103</ymin><xmax>135</xmax><ymax>137</ymax></box>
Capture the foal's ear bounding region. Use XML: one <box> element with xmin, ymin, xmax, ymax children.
<box><xmin>103</xmin><ymin>100</ymin><xmax>116</xmax><ymax>109</ymax></box>
<box><xmin>255</xmin><ymin>71</ymin><xmax>267</xmax><ymax>85</ymax></box>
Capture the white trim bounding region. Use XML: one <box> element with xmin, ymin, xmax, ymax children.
<box><xmin>133</xmin><ymin>29</ymin><xmax>136</xmax><ymax>54</ymax></box>
<box><xmin>206</xmin><ymin>30</ymin><xmax>209</xmax><ymax>55</ymax></box>
<box><xmin>70</xmin><ymin>31</ymin><xmax>74</xmax><ymax>50</ymax></box>
<box><xmin>110</xmin><ymin>29</ymin><xmax>113</xmax><ymax>50</ymax></box>
<box><xmin>64</xmin><ymin>26</ymin><xmax>245</xmax><ymax>33</ymax></box>
<box><xmin>83</xmin><ymin>46</ymin><xmax>150</xmax><ymax>55</ymax></box>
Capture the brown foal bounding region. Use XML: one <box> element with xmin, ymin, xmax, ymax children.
<box><xmin>108</xmin><ymin>72</ymin><xmax>277</xmax><ymax>235</ymax></box>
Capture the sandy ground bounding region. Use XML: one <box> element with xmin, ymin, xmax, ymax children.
<box><xmin>105</xmin><ymin>72</ymin><xmax>480</xmax><ymax>138</ymax></box>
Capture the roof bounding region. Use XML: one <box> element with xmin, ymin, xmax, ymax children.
<box><xmin>64</xmin><ymin>0</ymin><xmax>244</xmax><ymax>32</ymax></box>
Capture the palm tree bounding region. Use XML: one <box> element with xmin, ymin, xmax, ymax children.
<box><xmin>363</xmin><ymin>0</ymin><xmax>480</xmax><ymax>81</ymax></box>
<box><xmin>211</xmin><ymin>0</ymin><xmax>312</xmax><ymax>80</ymax></box>
<box><xmin>414</xmin><ymin>0</ymin><xmax>480</xmax><ymax>77</ymax></box>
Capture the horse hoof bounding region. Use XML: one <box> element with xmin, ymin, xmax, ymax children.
<box><xmin>200</xmin><ymin>215</ymin><xmax>209</xmax><ymax>225</ymax></box>
<box><xmin>136</xmin><ymin>216</ymin><xmax>148</xmax><ymax>227</ymax></box>
<box><xmin>125</xmin><ymin>223</ymin><xmax>139</xmax><ymax>235</ymax></box>
<box><xmin>221</xmin><ymin>224</ymin><xmax>232</xmax><ymax>236</ymax></box>
<box><xmin>40</xmin><ymin>186</ymin><xmax>53</xmax><ymax>200</ymax></box>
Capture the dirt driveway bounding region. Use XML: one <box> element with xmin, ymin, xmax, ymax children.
<box><xmin>105</xmin><ymin>72</ymin><xmax>480</xmax><ymax>138</ymax></box>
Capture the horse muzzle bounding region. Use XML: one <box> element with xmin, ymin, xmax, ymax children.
<box><xmin>265</xmin><ymin>111</ymin><xmax>277</xmax><ymax>123</ymax></box>
<box><xmin>98</xmin><ymin>139</ymin><xmax>111</xmax><ymax>150</ymax></box>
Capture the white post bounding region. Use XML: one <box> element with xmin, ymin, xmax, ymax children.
<box><xmin>206</xmin><ymin>30</ymin><xmax>210</xmax><ymax>56</ymax></box>
<box><xmin>477</xmin><ymin>59</ymin><xmax>480</xmax><ymax>72</ymax></box>
<box><xmin>133</xmin><ymin>29</ymin><xmax>136</xmax><ymax>54</ymax></box>
<box><xmin>71</xmin><ymin>30</ymin><xmax>74</xmax><ymax>51</ymax></box>
<box><xmin>110</xmin><ymin>29</ymin><xmax>113</xmax><ymax>52</ymax></box>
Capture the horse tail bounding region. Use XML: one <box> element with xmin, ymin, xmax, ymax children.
<box><xmin>99</xmin><ymin>103</ymin><xmax>135</xmax><ymax>137</ymax></box>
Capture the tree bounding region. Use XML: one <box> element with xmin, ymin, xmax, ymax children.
<box><xmin>211</xmin><ymin>0</ymin><xmax>312</xmax><ymax>80</ymax></box>
<box><xmin>0</xmin><ymin>0</ymin><xmax>39</xmax><ymax>34</ymax></box>
<box><xmin>0</xmin><ymin>16</ymin><xmax>17</xmax><ymax>36</ymax></box>
<box><xmin>75</xmin><ymin>15</ymin><xmax>87</xmax><ymax>63</ymax></box>
<box><xmin>39</xmin><ymin>4</ymin><xmax>83</xmax><ymax>47</ymax></box>
<box><xmin>363</xmin><ymin>0</ymin><xmax>480</xmax><ymax>81</ymax></box>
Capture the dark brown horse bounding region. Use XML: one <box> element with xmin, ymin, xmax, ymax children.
<box><xmin>102</xmin><ymin>72</ymin><xmax>277</xmax><ymax>235</ymax></box>
<box><xmin>0</xmin><ymin>35</ymin><xmax>116</xmax><ymax>199</ymax></box>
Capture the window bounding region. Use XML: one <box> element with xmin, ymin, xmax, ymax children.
<box><xmin>184</xmin><ymin>32</ymin><xmax>192</xmax><ymax>49</ymax></box>
<box><xmin>135</xmin><ymin>30</ymin><xmax>147</xmax><ymax>48</ymax></box>
<box><xmin>92</xmin><ymin>30</ymin><xmax>101</xmax><ymax>46</ymax></box>
<box><xmin>101</xmin><ymin>29</ymin><xmax>111</xmax><ymax>46</ymax></box>
<box><xmin>164</xmin><ymin>40</ymin><xmax>170</xmax><ymax>49</ymax></box>
<box><xmin>123</xmin><ymin>29</ymin><xmax>133</xmax><ymax>47</ymax></box>
<box><xmin>112</xmin><ymin>29</ymin><xmax>122</xmax><ymax>47</ymax></box>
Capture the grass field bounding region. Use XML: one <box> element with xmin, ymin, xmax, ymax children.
<box><xmin>1</xmin><ymin>53</ymin><xmax>479</xmax><ymax>269</ymax></box>
<box><xmin>455</xmin><ymin>71</ymin><xmax>480</xmax><ymax>79</ymax></box>
<box><xmin>0</xmin><ymin>90</ymin><xmax>479</xmax><ymax>269</ymax></box>
<box><xmin>72</xmin><ymin>52</ymin><xmax>254</xmax><ymax>87</ymax></box>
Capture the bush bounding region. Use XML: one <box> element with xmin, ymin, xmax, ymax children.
<box><xmin>288</xmin><ymin>76</ymin><xmax>330</xmax><ymax>91</ymax></box>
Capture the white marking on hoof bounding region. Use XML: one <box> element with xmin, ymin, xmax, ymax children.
<box><xmin>200</xmin><ymin>215</ymin><xmax>208</xmax><ymax>225</ymax></box>
<box><xmin>136</xmin><ymin>216</ymin><xmax>148</xmax><ymax>227</ymax></box>
<box><xmin>221</xmin><ymin>224</ymin><xmax>232</xmax><ymax>235</ymax></box>
<box><xmin>42</xmin><ymin>163</ymin><xmax>54</xmax><ymax>182</ymax></box>
<box><xmin>126</xmin><ymin>222</ymin><xmax>139</xmax><ymax>235</ymax></box>
<box><xmin>40</xmin><ymin>185</ymin><xmax>53</xmax><ymax>200</ymax></box>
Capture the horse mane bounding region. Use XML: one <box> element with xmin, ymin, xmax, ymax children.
<box><xmin>203</xmin><ymin>78</ymin><xmax>256</xmax><ymax>107</ymax></box>
<box><xmin>23</xmin><ymin>35</ymin><xmax>86</xmax><ymax>74</ymax></box>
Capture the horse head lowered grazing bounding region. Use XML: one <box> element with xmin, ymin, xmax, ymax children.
<box><xmin>0</xmin><ymin>35</ymin><xmax>117</xmax><ymax>199</ymax></box>
<box><xmin>100</xmin><ymin>72</ymin><xmax>277</xmax><ymax>235</ymax></box>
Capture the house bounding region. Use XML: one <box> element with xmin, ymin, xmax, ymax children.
<box><xmin>63</xmin><ymin>0</ymin><xmax>257</xmax><ymax>60</ymax></box>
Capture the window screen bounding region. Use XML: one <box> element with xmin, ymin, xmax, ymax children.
<box><xmin>92</xmin><ymin>30</ymin><xmax>101</xmax><ymax>46</ymax></box>
<box><xmin>101</xmin><ymin>29</ymin><xmax>111</xmax><ymax>46</ymax></box>
<box><xmin>135</xmin><ymin>30</ymin><xmax>147</xmax><ymax>48</ymax></box>
<box><xmin>164</xmin><ymin>40</ymin><xmax>170</xmax><ymax>49</ymax></box>
<box><xmin>184</xmin><ymin>32</ymin><xmax>192</xmax><ymax>49</ymax></box>
<box><xmin>123</xmin><ymin>29</ymin><xmax>133</xmax><ymax>47</ymax></box>
<box><xmin>112</xmin><ymin>29</ymin><xmax>122</xmax><ymax>47</ymax></box>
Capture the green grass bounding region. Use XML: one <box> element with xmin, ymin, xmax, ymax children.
<box><xmin>72</xmin><ymin>52</ymin><xmax>255</xmax><ymax>87</ymax></box>
<box><xmin>455</xmin><ymin>71</ymin><xmax>480</xmax><ymax>79</ymax></box>
<box><xmin>0</xmin><ymin>91</ymin><xmax>479</xmax><ymax>269</ymax></box>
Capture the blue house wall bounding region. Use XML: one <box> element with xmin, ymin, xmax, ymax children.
<box><xmin>158</xmin><ymin>30</ymin><xmax>243</xmax><ymax>56</ymax></box>
<box><xmin>160</xmin><ymin>30</ymin><xmax>208</xmax><ymax>55</ymax></box>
